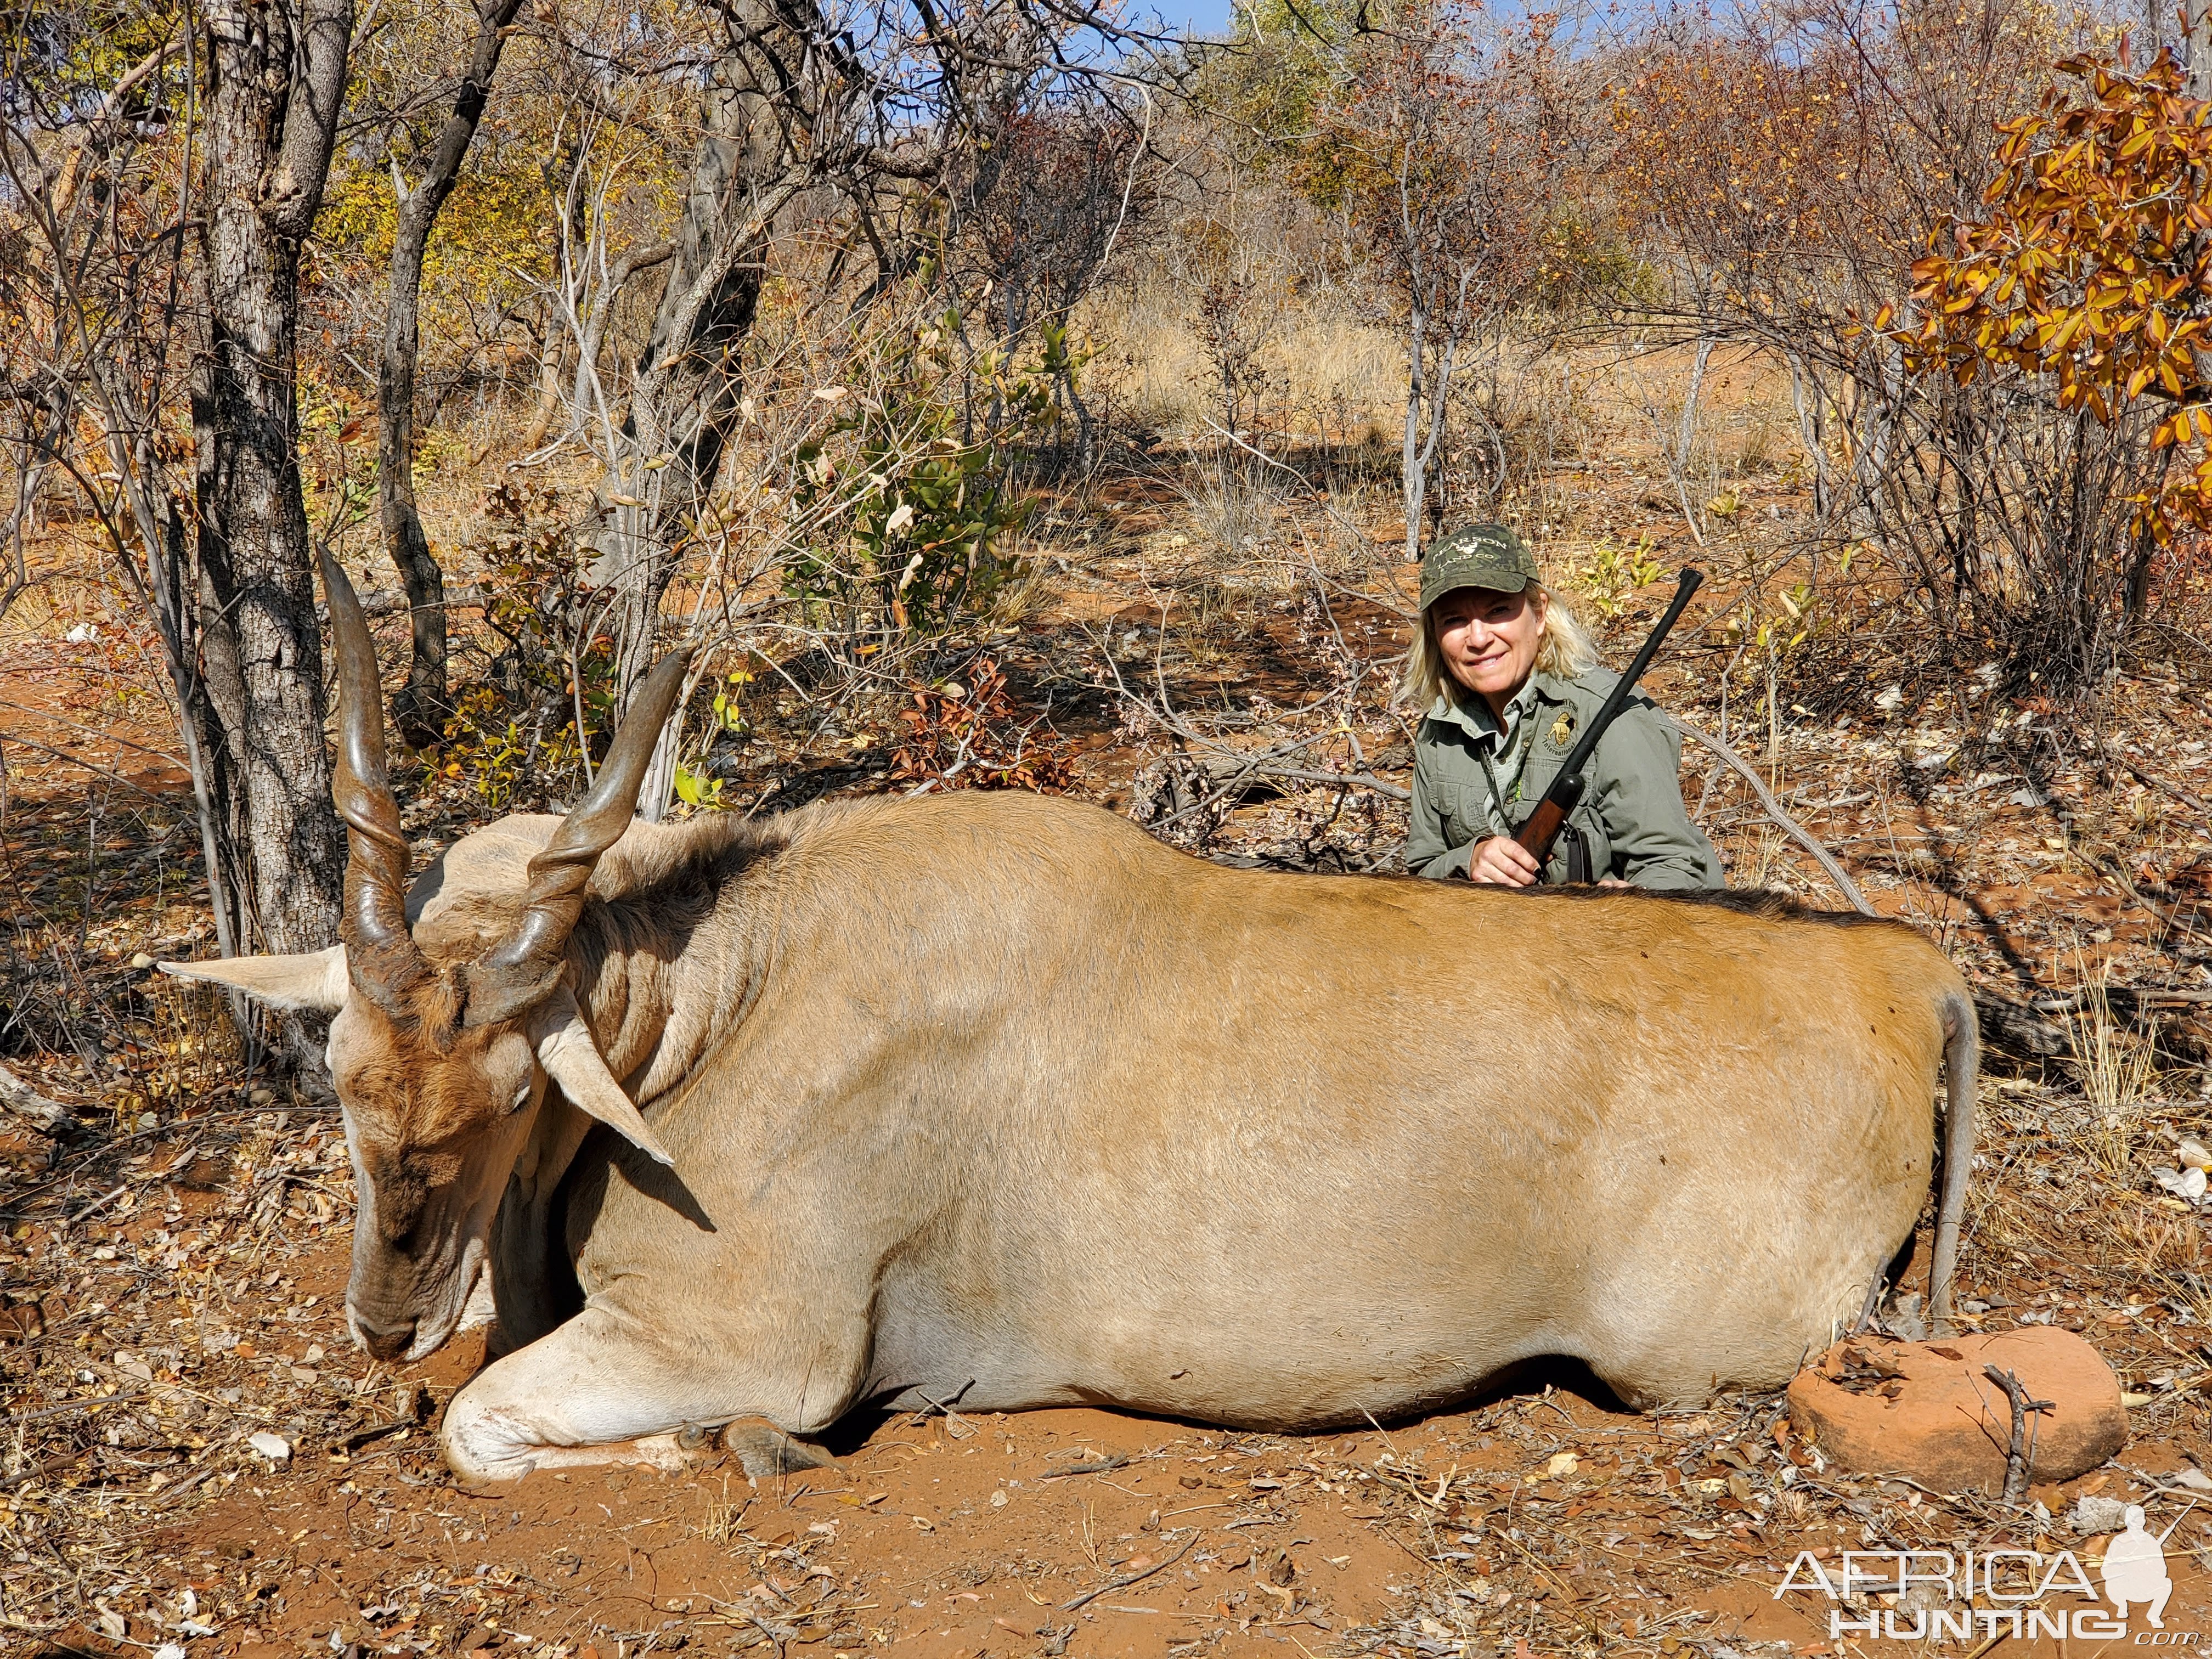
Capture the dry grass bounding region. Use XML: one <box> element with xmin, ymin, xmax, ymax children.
<box><xmin>2068</xmin><ymin>966</ymin><xmax>2164</xmax><ymax>1164</ymax></box>
<box><xmin>1082</xmin><ymin>277</ymin><xmax>1402</xmax><ymax>443</ymax></box>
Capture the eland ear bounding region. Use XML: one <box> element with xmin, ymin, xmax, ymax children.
<box><xmin>526</xmin><ymin>988</ymin><xmax>674</xmax><ymax>1166</ymax></box>
<box><xmin>159</xmin><ymin>946</ymin><xmax>350</xmax><ymax>1012</ymax></box>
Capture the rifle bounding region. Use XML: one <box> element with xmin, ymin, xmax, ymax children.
<box><xmin>1510</xmin><ymin>568</ymin><xmax>1704</xmax><ymax>878</ymax></box>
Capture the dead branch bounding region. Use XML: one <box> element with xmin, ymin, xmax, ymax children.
<box><xmin>0</xmin><ymin>731</ymin><xmax>171</xmax><ymax>796</ymax></box>
<box><xmin>0</xmin><ymin>1062</ymin><xmax>66</xmax><ymax>1130</ymax></box>
<box><xmin>1981</xmin><ymin>1365</ymin><xmax>2052</xmax><ymax>1504</ymax></box>
<box><xmin>1661</xmin><ymin>713</ymin><xmax>1874</xmax><ymax>915</ymax></box>
<box><xmin>1062</xmin><ymin>1529</ymin><xmax>1201</xmax><ymax>1611</ymax></box>
<box><xmin>2097</xmin><ymin>735</ymin><xmax>2212</xmax><ymax>820</ymax></box>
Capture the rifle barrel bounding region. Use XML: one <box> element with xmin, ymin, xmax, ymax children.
<box><xmin>1512</xmin><ymin>568</ymin><xmax>1703</xmax><ymax>867</ymax></box>
<box><xmin>1550</xmin><ymin>568</ymin><xmax>1704</xmax><ymax>789</ymax></box>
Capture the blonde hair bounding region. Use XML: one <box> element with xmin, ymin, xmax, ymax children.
<box><xmin>1396</xmin><ymin>582</ymin><xmax>1602</xmax><ymax>712</ymax></box>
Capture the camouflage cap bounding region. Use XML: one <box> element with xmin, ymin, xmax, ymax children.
<box><xmin>1418</xmin><ymin>524</ymin><xmax>1541</xmax><ymax>613</ymax></box>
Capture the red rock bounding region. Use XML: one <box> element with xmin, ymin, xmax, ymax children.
<box><xmin>1787</xmin><ymin>1327</ymin><xmax>2126</xmax><ymax>1493</ymax></box>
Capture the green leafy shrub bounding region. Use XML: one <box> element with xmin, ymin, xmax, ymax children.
<box><xmin>786</xmin><ymin>298</ymin><xmax>1052</xmax><ymax>635</ymax></box>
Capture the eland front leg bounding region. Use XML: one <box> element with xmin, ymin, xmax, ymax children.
<box><xmin>438</xmin><ymin>1306</ymin><xmax>849</xmax><ymax>1484</ymax></box>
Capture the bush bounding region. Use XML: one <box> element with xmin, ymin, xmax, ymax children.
<box><xmin>785</xmin><ymin>294</ymin><xmax>1047</xmax><ymax>637</ymax></box>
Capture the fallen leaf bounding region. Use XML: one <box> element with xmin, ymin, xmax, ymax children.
<box><xmin>2153</xmin><ymin>1166</ymin><xmax>2207</xmax><ymax>1204</ymax></box>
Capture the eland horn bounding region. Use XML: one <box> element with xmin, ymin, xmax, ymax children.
<box><xmin>321</xmin><ymin>551</ymin><xmax>427</xmax><ymax>1002</ymax></box>
<box><xmin>464</xmin><ymin>651</ymin><xmax>692</xmax><ymax>1026</ymax></box>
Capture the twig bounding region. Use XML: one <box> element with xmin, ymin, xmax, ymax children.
<box><xmin>1662</xmin><ymin>713</ymin><xmax>1875</xmax><ymax>915</ymax></box>
<box><xmin>1251</xmin><ymin>763</ymin><xmax>1408</xmax><ymax>802</ymax></box>
<box><xmin>0</xmin><ymin>730</ymin><xmax>170</xmax><ymax>796</ymax></box>
<box><xmin>1982</xmin><ymin>1365</ymin><xmax>2053</xmax><ymax>1504</ymax></box>
<box><xmin>2097</xmin><ymin>736</ymin><xmax>2212</xmax><ymax>820</ymax></box>
<box><xmin>2028</xmin><ymin>987</ymin><xmax>2212</xmax><ymax>1009</ymax></box>
<box><xmin>66</xmin><ymin>1183</ymin><xmax>128</xmax><ymax>1224</ymax></box>
<box><xmin>1042</xmin><ymin>1456</ymin><xmax>1133</xmax><ymax>1480</ymax></box>
<box><xmin>1062</xmin><ymin>1530</ymin><xmax>1201</xmax><ymax>1611</ymax></box>
<box><xmin>0</xmin><ymin>700</ymin><xmax>185</xmax><ymax>768</ymax></box>
<box><xmin>335</xmin><ymin>1416</ymin><xmax>420</xmax><ymax>1453</ymax></box>
<box><xmin>312</xmin><ymin>583</ymin><xmax>487</xmax><ymax>621</ymax></box>
<box><xmin>7</xmin><ymin>1390</ymin><xmax>148</xmax><ymax>1426</ymax></box>
<box><xmin>904</xmin><ymin>1380</ymin><xmax>975</xmax><ymax>1435</ymax></box>
<box><xmin>0</xmin><ymin>1446</ymin><xmax>90</xmax><ymax>1492</ymax></box>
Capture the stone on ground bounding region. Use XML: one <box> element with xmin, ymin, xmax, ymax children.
<box><xmin>1786</xmin><ymin>1327</ymin><xmax>2125</xmax><ymax>1493</ymax></box>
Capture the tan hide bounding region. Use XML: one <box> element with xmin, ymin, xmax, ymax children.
<box><xmin>418</xmin><ymin>791</ymin><xmax>1973</xmax><ymax>1483</ymax></box>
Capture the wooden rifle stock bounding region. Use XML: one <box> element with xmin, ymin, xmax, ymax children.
<box><xmin>1509</xmin><ymin>568</ymin><xmax>1703</xmax><ymax>877</ymax></box>
<box><xmin>1513</xmin><ymin>793</ymin><xmax>1573</xmax><ymax>864</ymax></box>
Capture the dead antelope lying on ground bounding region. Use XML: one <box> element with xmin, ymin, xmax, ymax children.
<box><xmin>164</xmin><ymin>559</ymin><xmax>1978</xmax><ymax>1483</ymax></box>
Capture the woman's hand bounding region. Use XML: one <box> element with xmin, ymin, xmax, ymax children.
<box><xmin>1465</xmin><ymin>836</ymin><xmax>1542</xmax><ymax>886</ymax></box>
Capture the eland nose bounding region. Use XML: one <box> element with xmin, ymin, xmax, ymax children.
<box><xmin>349</xmin><ymin>1307</ymin><xmax>417</xmax><ymax>1361</ymax></box>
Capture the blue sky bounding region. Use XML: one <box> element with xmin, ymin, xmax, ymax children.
<box><xmin>1169</xmin><ymin>0</ymin><xmax>1238</xmax><ymax>33</ymax></box>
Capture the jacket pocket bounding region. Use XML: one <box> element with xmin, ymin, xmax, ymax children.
<box><xmin>1431</xmin><ymin>780</ymin><xmax>1465</xmax><ymax>839</ymax></box>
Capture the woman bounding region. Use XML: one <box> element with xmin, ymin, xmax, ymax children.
<box><xmin>1401</xmin><ymin>524</ymin><xmax>1723</xmax><ymax>890</ymax></box>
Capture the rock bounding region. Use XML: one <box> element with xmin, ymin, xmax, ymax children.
<box><xmin>246</xmin><ymin>1431</ymin><xmax>291</xmax><ymax>1462</ymax></box>
<box><xmin>1787</xmin><ymin>1328</ymin><xmax>2126</xmax><ymax>1493</ymax></box>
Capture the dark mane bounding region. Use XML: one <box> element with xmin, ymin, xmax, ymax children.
<box><xmin>1506</xmin><ymin>881</ymin><xmax>1915</xmax><ymax>931</ymax></box>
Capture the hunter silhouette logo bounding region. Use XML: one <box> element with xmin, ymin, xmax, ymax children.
<box><xmin>2103</xmin><ymin>1505</ymin><xmax>2177</xmax><ymax>1628</ymax></box>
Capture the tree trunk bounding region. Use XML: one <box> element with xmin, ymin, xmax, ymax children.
<box><xmin>379</xmin><ymin>0</ymin><xmax>525</xmax><ymax>747</ymax></box>
<box><xmin>2191</xmin><ymin>0</ymin><xmax>2212</xmax><ymax>94</ymax></box>
<box><xmin>1670</xmin><ymin>338</ymin><xmax>1714</xmax><ymax>548</ymax></box>
<box><xmin>191</xmin><ymin>0</ymin><xmax>353</xmax><ymax>1062</ymax></box>
<box><xmin>586</xmin><ymin>19</ymin><xmax>797</xmax><ymax>815</ymax></box>
<box><xmin>1403</xmin><ymin>298</ymin><xmax>1427</xmax><ymax>564</ymax></box>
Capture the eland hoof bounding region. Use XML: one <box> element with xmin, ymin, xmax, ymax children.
<box><xmin>720</xmin><ymin>1415</ymin><xmax>838</xmax><ymax>1479</ymax></box>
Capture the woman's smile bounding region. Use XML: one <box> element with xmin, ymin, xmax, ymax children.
<box><xmin>1431</xmin><ymin>585</ymin><xmax>1547</xmax><ymax>718</ymax></box>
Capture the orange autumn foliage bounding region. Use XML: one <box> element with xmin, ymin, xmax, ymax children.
<box><xmin>1898</xmin><ymin>48</ymin><xmax>2212</xmax><ymax>544</ymax></box>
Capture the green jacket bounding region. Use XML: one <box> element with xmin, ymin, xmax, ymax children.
<box><xmin>1405</xmin><ymin>668</ymin><xmax>1724</xmax><ymax>889</ymax></box>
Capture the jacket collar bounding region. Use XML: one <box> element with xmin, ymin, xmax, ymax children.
<box><xmin>1425</xmin><ymin>673</ymin><xmax>1566</xmax><ymax>746</ymax></box>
